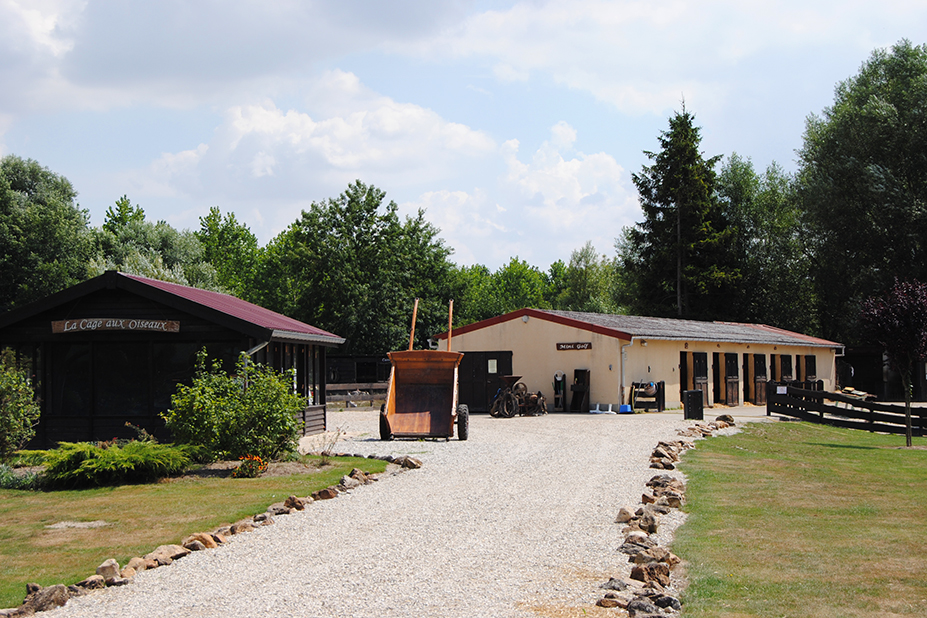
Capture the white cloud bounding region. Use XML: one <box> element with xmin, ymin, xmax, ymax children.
<box><xmin>494</xmin><ymin>123</ymin><xmax>639</xmax><ymax>265</ymax></box>
<box><xmin>395</xmin><ymin>0</ymin><xmax>927</xmax><ymax>116</ymax></box>
<box><xmin>400</xmin><ymin>188</ymin><xmax>505</xmax><ymax>265</ymax></box>
<box><xmin>119</xmin><ymin>72</ymin><xmax>497</xmax><ymax>243</ymax></box>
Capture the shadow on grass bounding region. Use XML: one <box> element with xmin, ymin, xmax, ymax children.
<box><xmin>807</xmin><ymin>442</ymin><xmax>879</xmax><ymax>450</ymax></box>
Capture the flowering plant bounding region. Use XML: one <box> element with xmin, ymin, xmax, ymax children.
<box><xmin>232</xmin><ymin>454</ymin><xmax>267</xmax><ymax>478</ymax></box>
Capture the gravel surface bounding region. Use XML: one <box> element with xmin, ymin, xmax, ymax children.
<box><xmin>47</xmin><ymin>410</ymin><xmax>697</xmax><ymax>618</ymax></box>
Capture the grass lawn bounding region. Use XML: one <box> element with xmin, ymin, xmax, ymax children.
<box><xmin>675</xmin><ymin>420</ymin><xmax>927</xmax><ymax>617</ymax></box>
<box><xmin>0</xmin><ymin>455</ymin><xmax>387</xmax><ymax>610</ymax></box>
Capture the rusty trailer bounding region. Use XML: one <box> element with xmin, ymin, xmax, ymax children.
<box><xmin>379</xmin><ymin>299</ymin><xmax>469</xmax><ymax>441</ymax></box>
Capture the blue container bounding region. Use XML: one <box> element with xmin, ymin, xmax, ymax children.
<box><xmin>618</xmin><ymin>404</ymin><xmax>633</xmax><ymax>414</ymax></box>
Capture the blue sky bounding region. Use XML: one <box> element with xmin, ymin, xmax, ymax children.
<box><xmin>2</xmin><ymin>1</ymin><xmax>925</xmax><ymax>270</ymax></box>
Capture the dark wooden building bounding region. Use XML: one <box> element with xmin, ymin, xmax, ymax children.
<box><xmin>0</xmin><ymin>271</ymin><xmax>344</xmax><ymax>447</ymax></box>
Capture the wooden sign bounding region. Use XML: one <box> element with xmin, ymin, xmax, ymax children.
<box><xmin>556</xmin><ymin>342</ymin><xmax>592</xmax><ymax>351</ymax></box>
<box><xmin>52</xmin><ymin>319</ymin><xmax>180</xmax><ymax>334</ymax></box>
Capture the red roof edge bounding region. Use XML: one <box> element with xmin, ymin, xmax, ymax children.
<box><xmin>437</xmin><ymin>308</ymin><xmax>632</xmax><ymax>341</ymax></box>
<box><xmin>741</xmin><ymin>322</ymin><xmax>842</xmax><ymax>348</ymax></box>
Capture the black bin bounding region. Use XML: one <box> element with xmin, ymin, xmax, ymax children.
<box><xmin>683</xmin><ymin>390</ymin><xmax>704</xmax><ymax>420</ymax></box>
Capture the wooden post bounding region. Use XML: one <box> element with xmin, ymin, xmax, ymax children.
<box><xmin>408</xmin><ymin>298</ymin><xmax>419</xmax><ymax>351</ymax></box>
<box><xmin>447</xmin><ymin>299</ymin><xmax>454</xmax><ymax>352</ymax></box>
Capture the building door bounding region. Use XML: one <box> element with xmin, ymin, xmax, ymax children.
<box><xmin>805</xmin><ymin>355</ymin><xmax>817</xmax><ymax>381</ymax></box>
<box><xmin>693</xmin><ymin>352</ymin><xmax>709</xmax><ymax>406</ymax></box>
<box><xmin>458</xmin><ymin>351</ymin><xmax>513</xmax><ymax>412</ymax></box>
<box><xmin>725</xmin><ymin>353</ymin><xmax>740</xmax><ymax>406</ymax></box>
<box><xmin>754</xmin><ymin>354</ymin><xmax>768</xmax><ymax>405</ymax></box>
<box><xmin>780</xmin><ymin>355</ymin><xmax>793</xmax><ymax>381</ymax></box>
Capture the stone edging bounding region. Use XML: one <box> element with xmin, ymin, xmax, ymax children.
<box><xmin>590</xmin><ymin>414</ymin><xmax>737</xmax><ymax>615</ymax></box>
<box><xmin>0</xmin><ymin>453</ymin><xmax>423</xmax><ymax>617</ymax></box>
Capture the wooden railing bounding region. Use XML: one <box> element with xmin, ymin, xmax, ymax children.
<box><xmin>326</xmin><ymin>382</ymin><xmax>388</xmax><ymax>405</ymax></box>
<box><xmin>766</xmin><ymin>381</ymin><xmax>927</xmax><ymax>436</ymax></box>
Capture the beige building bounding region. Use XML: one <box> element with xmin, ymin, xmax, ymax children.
<box><xmin>439</xmin><ymin>309</ymin><xmax>843</xmax><ymax>412</ymax></box>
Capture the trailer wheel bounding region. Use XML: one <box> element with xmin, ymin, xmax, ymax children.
<box><xmin>379</xmin><ymin>405</ymin><xmax>392</xmax><ymax>441</ymax></box>
<box><xmin>457</xmin><ymin>404</ymin><xmax>469</xmax><ymax>441</ymax></box>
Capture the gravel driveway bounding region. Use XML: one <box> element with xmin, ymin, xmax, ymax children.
<box><xmin>48</xmin><ymin>410</ymin><xmax>695</xmax><ymax>618</ymax></box>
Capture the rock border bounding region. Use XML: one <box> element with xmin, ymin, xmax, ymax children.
<box><xmin>0</xmin><ymin>453</ymin><xmax>422</xmax><ymax>617</ymax></box>
<box><xmin>591</xmin><ymin>414</ymin><xmax>736</xmax><ymax>616</ymax></box>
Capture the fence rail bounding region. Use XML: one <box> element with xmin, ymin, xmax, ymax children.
<box><xmin>766</xmin><ymin>381</ymin><xmax>927</xmax><ymax>436</ymax></box>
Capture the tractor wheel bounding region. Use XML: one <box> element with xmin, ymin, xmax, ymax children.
<box><xmin>457</xmin><ymin>404</ymin><xmax>469</xmax><ymax>441</ymax></box>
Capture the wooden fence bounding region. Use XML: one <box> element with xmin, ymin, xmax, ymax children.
<box><xmin>766</xmin><ymin>381</ymin><xmax>927</xmax><ymax>436</ymax></box>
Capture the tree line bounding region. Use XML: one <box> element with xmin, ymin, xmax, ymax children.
<box><xmin>2</xmin><ymin>40</ymin><xmax>925</xmax><ymax>353</ymax></box>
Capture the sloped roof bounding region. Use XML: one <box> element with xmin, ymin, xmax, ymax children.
<box><xmin>441</xmin><ymin>308</ymin><xmax>841</xmax><ymax>349</ymax></box>
<box><xmin>0</xmin><ymin>271</ymin><xmax>345</xmax><ymax>346</ymax></box>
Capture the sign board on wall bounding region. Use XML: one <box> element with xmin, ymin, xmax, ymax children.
<box><xmin>556</xmin><ymin>342</ymin><xmax>592</xmax><ymax>351</ymax></box>
<box><xmin>52</xmin><ymin>319</ymin><xmax>180</xmax><ymax>334</ymax></box>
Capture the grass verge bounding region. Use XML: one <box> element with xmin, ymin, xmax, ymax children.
<box><xmin>675</xmin><ymin>421</ymin><xmax>927</xmax><ymax>617</ymax></box>
<box><xmin>0</xmin><ymin>455</ymin><xmax>386</xmax><ymax>609</ymax></box>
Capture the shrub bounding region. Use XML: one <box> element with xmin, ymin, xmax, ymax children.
<box><xmin>10</xmin><ymin>450</ymin><xmax>47</xmax><ymax>467</ymax></box>
<box><xmin>0</xmin><ymin>349</ymin><xmax>42</xmax><ymax>462</ymax></box>
<box><xmin>163</xmin><ymin>349</ymin><xmax>304</xmax><ymax>461</ymax></box>
<box><xmin>42</xmin><ymin>441</ymin><xmax>192</xmax><ymax>488</ymax></box>
<box><xmin>0</xmin><ymin>463</ymin><xmax>41</xmax><ymax>490</ymax></box>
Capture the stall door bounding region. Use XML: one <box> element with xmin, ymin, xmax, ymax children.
<box><xmin>754</xmin><ymin>354</ymin><xmax>767</xmax><ymax>405</ymax></box>
<box><xmin>693</xmin><ymin>352</ymin><xmax>709</xmax><ymax>406</ymax></box>
<box><xmin>725</xmin><ymin>353</ymin><xmax>740</xmax><ymax>406</ymax></box>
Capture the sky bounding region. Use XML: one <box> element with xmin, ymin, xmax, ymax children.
<box><xmin>2</xmin><ymin>1</ymin><xmax>925</xmax><ymax>271</ymax></box>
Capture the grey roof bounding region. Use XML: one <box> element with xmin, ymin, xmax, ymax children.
<box><xmin>540</xmin><ymin>310</ymin><xmax>841</xmax><ymax>348</ymax></box>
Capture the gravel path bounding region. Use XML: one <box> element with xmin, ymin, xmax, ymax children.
<box><xmin>47</xmin><ymin>410</ymin><xmax>695</xmax><ymax>618</ymax></box>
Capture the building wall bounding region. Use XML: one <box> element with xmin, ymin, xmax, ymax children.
<box><xmin>451</xmin><ymin>316</ymin><xmax>838</xmax><ymax>411</ymax></box>
<box><xmin>450</xmin><ymin>316</ymin><xmax>628</xmax><ymax>408</ymax></box>
<box><xmin>626</xmin><ymin>340</ymin><xmax>837</xmax><ymax>407</ymax></box>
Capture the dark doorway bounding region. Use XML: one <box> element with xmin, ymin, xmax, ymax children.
<box><xmin>781</xmin><ymin>355</ymin><xmax>793</xmax><ymax>381</ymax></box>
<box><xmin>458</xmin><ymin>351</ymin><xmax>513</xmax><ymax>412</ymax></box>
<box><xmin>804</xmin><ymin>355</ymin><xmax>817</xmax><ymax>381</ymax></box>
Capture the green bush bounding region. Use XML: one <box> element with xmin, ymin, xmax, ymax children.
<box><xmin>163</xmin><ymin>349</ymin><xmax>304</xmax><ymax>461</ymax></box>
<box><xmin>42</xmin><ymin>441</ymin><xmax>192</xmax><ymax>488</ymax></box>
<box><xmin>0</xmin><ymin>349</ymin><xmax>42</xmax><ymax>462</ymax></box>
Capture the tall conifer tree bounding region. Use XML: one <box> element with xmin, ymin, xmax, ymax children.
<box><xmin>619</xmin><ymin>107</ymin><xmax>738</xmax><ymax>319</ymax></box>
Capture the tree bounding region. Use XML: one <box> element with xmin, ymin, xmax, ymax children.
<box><xmin>0</xmin><ymin>155</ymin><xmax>97</xmax><ymax>311</ymax></box>
<box><xmin>91</xmin><ymin>197</ymin><xmax>222</xmax><ymax>291</ymax></box>
<box><xmin>860</xmin><ymin>279</ymin><xmax>927</xmax><ymax>447</ymax></box>
<box><xmin>558</xmin><ymin>242</ymin><xmax>619</xmax><ymax>313</ymax></box>
<box><xmin>103</xmin><ymin>195</ymin><xmax>145</xmax><ymax>234</ymax></box>
<box><xmin>259</xmin><ymin>181</ymin><xmax>456</xmax><ymax>353</ymax></box>
<box><xmin>717</xmin><ymin>154</ymin><xmax>817</xmax><ymax>333</ymax></box>
<box><xmin>0</xmin><ymin>349</ymin><xmax>41</xmax><ymax>461</ymax></box>
<box><xmin>196</xmin><ymin>207</ymin><xmax>261</xmax><ymax>300</ymax></box>
<box><xmin>619</xmin><ymin>107</ymin><xmax>739</xmax><ymax>319</ymax></box>
<box><xmin>797</xmin><ymin>40</ymin><xmax>927</xmax><ymax>343</ymax></box>
<box><xmin>491</xmin><ymin>257</ymin><xmax>550</xmax><ymax>315</ymax></box>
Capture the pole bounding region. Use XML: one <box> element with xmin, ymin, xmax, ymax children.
<box><xmin>408</xmin><ymin>298</ymin><xmax>419</xmax><ymax>351</ymax></box>
<box><xmin>447</xmin><ymin>299</ymin><xmax>454</xmax><ymax>351</ymax></box>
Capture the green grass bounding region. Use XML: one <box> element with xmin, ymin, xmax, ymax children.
<box><xmin>0</xmin><ymin>455</ymin><xmax>386</xmax><ymax>609</ymax></box>
<box><xmin>675</xmin><ymin>421</ymin><xmax>927</xmax><ymax>617</ymax></box>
